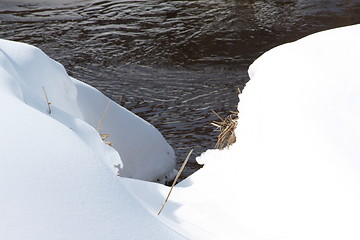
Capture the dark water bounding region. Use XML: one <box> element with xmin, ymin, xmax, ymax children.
<box><xmin>1</xmin><ymin>0</ymin><xmax>360</xmax><ymax>179</ymax></box>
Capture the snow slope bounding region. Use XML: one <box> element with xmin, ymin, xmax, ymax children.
<box><xmin>0</xmin><ymin>38</ymin><xmax>176</xmax><ymax>182</ymax></box>
<box><xmin>125</xmin><ymin>24</ymin><xmax>360</xmax><ymax>240</ymax></box>
<box><xmin>0</xmin><ymin>39</ymin><xmax>181</xmax><ymax>239</ymax></box>
<box><xmin>73</xmin><ymin>79</ymin><xmax>177</xmax><ymax>182</ymax></box>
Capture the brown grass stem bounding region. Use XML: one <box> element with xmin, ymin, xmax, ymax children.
<box><xmin>97</xmin><ymin>101</ymin><xmax>111</xmax><ymax>132</ymax></box>
<box><xmin>158</xmin><ymin>148</ymin><xmax>193</xmax><ymax>215</ymax></box>
<box><xmin>100</xmin><ymin>133</ymin><xmax>113</xmax><ymax>146</ymax></box>
<box><xmin>211</xmin><ymin>109</ymin><xmax>224</xmax><ymax>122</ymax></box>
<box><xmin>42</xmin><ymin>87</ymin><xmax>51</xmax><ymax>114</ymax></box>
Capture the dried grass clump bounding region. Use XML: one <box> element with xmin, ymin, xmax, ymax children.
<box><xmin>211</xmin><ymin>110</ymin><xmax>238</xmax><ymax>149</ymax></box>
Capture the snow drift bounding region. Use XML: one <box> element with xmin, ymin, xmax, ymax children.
<box><xmin>0</xmin><ymin>38</ymin><xmax>180</xmax><ymax>239</ymax></box>
<box><xmin>0</xmin><ymin>38</ymin><xmax>176</xmax><ymax>182</ymax></box>
<box><xmin>123</xmin><ymin>24</ymin><xmax>360</xmax><ymax>240</ymax></box>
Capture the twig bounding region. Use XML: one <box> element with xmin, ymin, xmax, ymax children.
<box><xmin>97</xmin><ymin>101</ymin><xmax>113</xmax><ymax>146</ymax></box>
<box><xmin>42</xmin><ymin>87</ymin><xmax>51</xmax><ymax>114</ymax></box>
<box><xmin>158</xmin><ymin>149</ymin><xmax>193</xmax><ymax>215</ymax></box>
<box><xmin>97</xmin><ymin>101</ymin><xmax>111</xmax><ymax>132</ymax></box>
<box><xmin>211</xmin><ymin>109</ymin><xmax>224</xmax><ymax>122</ymax></box>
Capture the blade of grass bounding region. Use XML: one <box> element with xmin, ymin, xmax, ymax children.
<box><xmin>42</xmin><ymin>86</ymin><xmax>51</xmax><ymax>114</ymax></box>
<box><xmin>211</xmin><ymin>109</ymin><xmax>224</xmax><ymax>121</ymax></box>
<box><xmin>158</xmin><ymin>149</ymin><xmax>193</xmax><ymax>215</ymax></box>
<box><xmin>97</xmin><ymin>101</ymin><xmax>111</xmax><ymax>132</ymax></box>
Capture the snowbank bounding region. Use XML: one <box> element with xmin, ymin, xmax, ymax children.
<box><xmin>73</xmin><ymin>79</ymin><xmax>177</xmax><ymax>182</ymax></box>
<box><xmin>0</xmin><ymin>38</ymin><xmax>176</xmax><ymax>182</ymax></box>
<box><xmin>126</xmin><ymin>24</ymin><xmax>360</xmax><ymax>240</ymax></box>
<box><xmin>0</xmin><ymin>39</ymin><xmax>180</xmax><ymax>239</ymax></box>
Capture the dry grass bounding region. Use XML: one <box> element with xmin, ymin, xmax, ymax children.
<box><xmin>158</xmin><ymin>149</ymin><xmax>193</xmax><ymax>215</ymax></box>
<box><xmin>97</xmin><ymin>101</ymin><xmax>111</xmax><ymax>132</ymax></box>
<box><xmin>42</xmin><ymin>86</ymin><xmax>52</xmax><ymax>114</ymax></box>
<box><xmin>97</xmin><ymin>101</ymin><xmax>113</xmax><ymax>147</ymax></box>
<box><xmin>100</xmin><ymin>133</ymin><xmax>113</xmax><ymax>147</ymax></box>
<box><xmin>211</xmin><ymin>110</ymin><xmax>238</xmax><ymax>149</ymax></box>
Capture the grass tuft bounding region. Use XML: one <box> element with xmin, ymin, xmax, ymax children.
<box><xmin>211</xmin><ymin>110</ymin><xmax>238</xmax><ymax>149</ymax></box>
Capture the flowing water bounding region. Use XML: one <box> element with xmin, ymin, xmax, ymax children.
<box><xmin>1</xmin><ymin>0</ymin><xmax>359</xmax><ymax>180</ymax></box>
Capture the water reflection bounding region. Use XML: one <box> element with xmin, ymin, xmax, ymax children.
<box><xmin>1</xmin><ymin>0</ymin><xmax>359</xmax><ymax>178</ymax></box>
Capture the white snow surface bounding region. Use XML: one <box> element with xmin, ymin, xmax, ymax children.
<box><xmin>123</xmin><ymin>24</ymin><xmax>360</xmax><ymax>240</ymax></box>
<box><xmin>1</xmin><ymin>24</ymin><xmax>360</xmax><ymax>240</ymax></box>
<box><xmin>0</xmin><ymin>38</ymin><xmax>180</xmax><ymax>239</ymax></box>
<box><xmin>0</xmin><ymin>38</ymin><xmax>177</xmax><ymax>182</ymax></box>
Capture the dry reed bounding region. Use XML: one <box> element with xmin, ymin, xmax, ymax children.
<box><xmin>97</xmin><ymin>101</ymin><xmax>111</xmax><ymax>132</ymax></box>
<box><xmin>211</xmin><ymin>110</ymin><xmax>238</xmax><ymax>149</ymax></box>
<box><xmin>100</xmin><ymin>133</ymin><xmax>113</xmax><ymax>147</ymax></box>
<box><xmin>42</xmin><ymin>87</ymin><xmax>51</xmax><ymax>114</ymax></box>
<box><xmin>97</xmin><ymin>101</ymin><xmax>113</xmax><ymax>147</ymax></box>
<box><xmin>158</xmin><ymin>149</ymin><xmax>193</xmax><ymax>215</ymax></box>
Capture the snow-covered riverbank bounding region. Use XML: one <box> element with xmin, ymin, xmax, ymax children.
<box><xmin>157</xmin><ymin>23</ymin><xmax>360</xmax><ymax>240</ymax></box>
<box><xmin>0</xmin><ymin>38</ymin><xmax>180</xmax><ymax>239</ymax></box>
<box><xmin>1</xmin><ymin>24</ymin><xmax>360</xmax><ymax>239</ymax></box>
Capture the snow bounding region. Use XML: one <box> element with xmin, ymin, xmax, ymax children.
<box><xmin>73</xmin><ymin>79</ymin><xmax>177</xmax><ymax>182</ymax></box>
<box><xmin>1</xmin><ymin>24</ymin><xmax>360</xmax><ymax>239</ymax></box>
<box><xmin>162</xmin><ymin>24</ymin><xmax>360</xmax><ymax>239</ymax></box>
<box><xmin>122</xmin><ymin>24</ymin><xmax>360</xmax><ymax>240</ymax></box>
<box><xmin>0</xmin><ymin>38</ymin><xmax>181</xmax><ymax>239</ymax></box>
<box><xmin>0</xmin><ymin>38</ymin><xmax>177</xmax><ymax>182</ymax></box>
